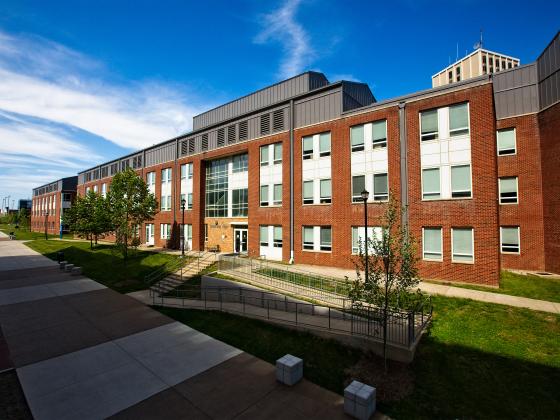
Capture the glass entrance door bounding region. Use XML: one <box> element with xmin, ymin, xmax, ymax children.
<box><xmin>234</xmin><ymin>228</ymin><xmax>248</xmax><ymax>253</ymax></box>
<box><xmin>146</xmin><ymin>223</ymin><xmax>154</xmax><ymax>245</ymax></box>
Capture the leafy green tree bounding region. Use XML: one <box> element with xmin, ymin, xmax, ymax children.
<box><xmin>63</xmin><ymin>190</ymin><xmax>111</xmax><ymax>248</ymax></box>
<box><xmin>107</xmin><ymin>168</ymin><xmax>158</xmax><ymax>260</ymax></box>
<box><xmin>347</xmin><ymin>195</ymin><xmax>425</xmax><ymax>371</ymax></box>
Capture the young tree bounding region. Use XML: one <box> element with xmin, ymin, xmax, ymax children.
<box><xmin>63</xmin><ymin>190</ymin><xmax>111</xmax><ymax>248</ymax></box>
<box><xmin>347</xmin><ymin>195</ymin><xmax>424</xmax><ymax>371</ymax></box>
<box><xmin>107</xmin><ymin>168</ymin><xmax>157</xmax><ymax>260</ymax></box>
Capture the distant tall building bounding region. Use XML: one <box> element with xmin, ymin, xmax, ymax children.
<box><xmin>432</xmin><ymin>48</ymin><xmax>520</xmax><ymax>87</ymax></box>
<box><xmin>18</xmin><ymin>199</ymin><xmax>32</xmax><ymax>211</ymax></box>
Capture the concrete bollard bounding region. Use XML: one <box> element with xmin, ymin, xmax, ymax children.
<box><xmin>59</xmin><ymin>261</ymin><xmax>68</xmax><ymax>270</ymax></box>
<box><xmin>276</xmin><ymin>354</ymin><xmax>303</xmax><ymax>386</ymax></box>
<box><xmin>64</xmin><ymin>264</ymin><xmax>75</xmax><ymax>272</ymax></box>
<box><xmin>344</xmin><ymin>380</ymin><xmax>376</xmax><ymax>420</ymax></box>
<box><xmin>71</xmin><ymin>266</ymin><xmax>82</xmax><ymax>276</ymax></box>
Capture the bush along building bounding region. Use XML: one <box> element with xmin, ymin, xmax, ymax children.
<box><xmin>32</xmin><ymin>32</ymin><xmax>560</xmax><ymax>286</ymax></box>
<box><xmin>31</xmin><ymin>176</ymin><xmax>78</xmax><ymax>235</ymax></box>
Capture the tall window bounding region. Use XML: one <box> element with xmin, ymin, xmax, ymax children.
<box><xmin>352</xmin><ymin>175</ymin><xmax>365</xmax><ymax>202</ymax></box>
<box><xmin>232</xmin><ymin>188</ymin><xmax>248</xmax><ymax>217</ymax></box>
<box><xmin>319</xmin><ymin>133</ymin><xmax>331</xmax><ymax>157</ymax></box>
<box><xmin>422</xmin><ymin>168</ymin><xmax>440</xmax><ymax>199</ymax></box>
<box><xmin>160</xmin><ymin>223</ymin><xmax>171</xmax><ymax>240</ymax></box>
<box><xmin>452</xmin><ymin>228</ymin><xmax>474</xmax><ymax>263</ymax></box>
<box><xmin>423</xmin><ymin>228</ymin><xmax>442</xmax><ymax>261</ymax></box>
<box><xmin>302</xmin><ymin>136</ymin><xmax>313</xmax><ymax>160</ymax></box>
<box><xmin>497</xmin><ymin>128</ymin><xmax>516</xmax><ymax>155</ymax></box>
<box><xmin>260</xmin><ymin>185</ymin><xmax>269</xmax><ymax>207</ymax></box>
<box><xmin>273</xmin><ymin>184</ymin><xmax>282</xmax><ymax>206</ymax></box>
<box><xmin>449</xmin><ymin>103</ymin><xmax>469</xmax><ymax>136</ymax></box>
<box><xmin>451</xmin><ymin>165</ymin><xmax>472</xmax><ymax>198</ymax></box>
<box><xmin>274</xmin><ymin>143</ymin><xmax>282</xmax><ymax>164</ymax></box>
<box><xmin>181</xmin><ymin>163</ymin><xmax>193</xmax><ymax>179</ymax></box>
<box><xmin>260</xmin><ymin>146</ymin><xmax>269</xmax><ymax>166</ymax></box>
<box><xmin>273</xmin><ymin>226</ymin><xmax>282</xmax><ymax>247</ymax></box>
<box><xmin>232</xmin><ymin>154</ymin><xmax>248</xmax><ymax>173</ymax></box>
<box><xmin>303</xmin><ymin>181</ymin><xmax>314</xmax><ymax>204</ymax></box>
<box><xmin>372</xmin><ymin>120</ymin><xmax>387</xmax><ymax>148</ymax></box>
<box><xmin>320</xmin><ymin>227</ymin><xmax>332</xmax><ymax>251</ymax></box>
<box><xmin>351</xmin><ymin>125</ymin><xmax>364</xmax><ymax>152</ymax></box>
<box><xmin>205</xmin><ymin>158</ymin><xmax>228</xmax><ymax>217</ymax></box>
<box><xmin>303</xmin><ymin>226</ymin><xmax>314</xmax><ymax>250</ymax></box>
<box><xmin>351</xmin><ymin>226</ymin><xmax>382</xmax><ymax>254</ymax></box>
<box><xmin>421</xmin><ymin>109</ymin><xmax>438</xmax><ymax>141</ymax></box>
<box><xmin>260</xmin><ymin>226</ymin><xmax>269</xmax><ymax>246</ymax></box>
<box><xmin>161</xmin><ymin>168</ymin><xmax>172</xmax><ymax>183</ymax></box>
<box><xmin>320</xmin><ymin>179</ymin><xmax>332</xmax><ymax>204</ymax></box>
<box><xmin>187</xmin><ymin>193</ymin><xmax>193</xmax><ymax>210</ymax></box>
<box><xmin>499</xmin><ymin>177</ymin><xmax>518</xmax><ymax>204</ymax></box>
<box><xmin>500</xmin><ymin>227</ymin><xmax>520</xmax><ymax>253</ymax></box>
<box><xmin>147</xmin><ymin>172</ymin><xmax>155</xmax><ymax>186</ymax></box>
<box><xmin>373</xmin><ymin>173</ymin><xmax>389</xmax><ymax>201</ymax></box>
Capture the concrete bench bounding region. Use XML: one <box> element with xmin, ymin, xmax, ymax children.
<box><xmin>276</xmin><ymin>354</ymin><xmax>303</xmax><ymax>386</ymax></box>
<box><xmin>344</xmin><ymin>380</ymin><xmax>376</xmax><ymax>420</ymax></box>
<box><xmin>71</xmin><ymin>266</ymin><xmax>82</xmax><ymax>276</ymax></box>
<box><xmin>64</xmin><ymin>264</ymin><xmax>75</xmax><ymax>272</ymax></box>
<box><xmin>59</xmin><ymin>261</ymin><xmax>68</xmax><ymax>270</ymax></box>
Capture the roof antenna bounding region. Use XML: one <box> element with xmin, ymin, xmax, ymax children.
<box><xmin>456</xmin><ymin>43</ymin><xmax>459</xmax><ymax>61</ymax></box>
<box><xmin>474</xmin><ymin>29</ymin><xmax>483</xmax><ymax>50</ymax></box>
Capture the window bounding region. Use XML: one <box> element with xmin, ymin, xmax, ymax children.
<box><xmin>373</xmin><ymin>173</ymin><xmax>388</xmax><ymax>201</ymax></box>
<box><xmin>451</xmin><ymin>165</ymin><xmax>472</xmax><ymax>198</ymax></box>
<box><xmin>500</xmin><ymin>227</ymin><xmax>520</xmax><ymax>253</ymax></box>
<box><xmin>421</xmin><ymin>109</ymin><xmax>438</xmax><ymax>141</ymax></box>
<box><xmin>232</xmin><ymin>188</ymin><xmax>248</xmax><ymax>217</ymax></box>
<box><xmin>161</xmin><ymin>195</ymin><xmax>171</xmax><ymax>211</ymax></box>
<box><xmin>260</xmin><ymin>185</ymin><xmax>269</xmax><ymax>207</ymax></box>
<box><xmin>160</xmin><ymin>223</ymin><xmax>171</xmax><ymax>240</ymax></box>
<box><xmin>260</xmin><ymin>145</ymin><xmax>269</xmax><ymax>166</ymax></box>
<box><xmin>320</xmin><ymin>179</ymin><xmax>332</xmax><ymax>204</ymax></box>
<box><xmin>497</xmin><ymin>128</ymin><xmax>516</xmax><ymax>155</ymax></box>
<box><xmin>147</xmin><ymin>172</ymin><xmax>155</xmax><ymax>186</ymax></box>
<box><xmin>180</xmin><ymin>193</ymin><xmax>185</xmax><ymax>205</ymax></box>
<box><xmin>372</xmin><ymin>120</ymin><xmax>387</xmax><ymax>148</ymax></box>
<box><xmin>187</xmin><ymin>193</ymin><xmax>193</xmax><ymax>210</ymax></box>
<box><xmin>274</xmin><ymin>143</ymin><xmax>282</xmax><ymax>164</ymax></box>
<box><xmin>188</xmin><ymin>163</ymin><xmax>193</xmax><ymax>179</ymax></box>
<box><xmin>452</xmin><ymin>228</ymin><xmax>474</xmax><ymax>263</ymax></box>
<box><xmin>319</xmin><ymin>133</ymin><xmax>331</xmax><ymax>157</ymax></box>
<box><xmin>352</xmin><ymin>175</ymin><xmax>365</xmax><ymax>203</ymax></box>
<box><xmin>303</xmin><ymin>227</ymin><xmax>314</xmax><ymax>250</ymax></box>
<box><xmin>161</xmin><ymin>168</ymin><xmax>172</xmax><ymax>183</ymax></box>
<box><xmin>260</xmin><ymin>226</ymin><xmax>269</xmax><ymax>246</ymax></box>
<box><xmin>449</xmin><ymin>103</ymin><xmax>469</xmax><ymax>136</ymax></box>
<box><xmin>320</xmin><ymin>227</ymin><xmax>332</xmax><ymax>251</ymax></box>
<box><xmin>204</xmin><ymin>224</ymin><xmax>208</xmax><ymax>242</ymax></box>
<box><xmin>93</xmin><ymin>185</ymin><xmax>98</xmax><ymax>193</ymax></box>
<box><xmin>422</xmin><ymin>168</ymin><xmax>440</xmax><ymax>199</ymax></box>
<box><xmin>351</xmin><ymin>125</ymin><xmax>364</xmax><ymax>152</ymax></box>
<box><xmin>273</xmin><ymin>226</ymin><xmax>282</xmax><ymax>248</ymax></box>
<box><xmin>101</xmin><ymin>184</ymin><xmax>107</xmax><ymax>197</ymax></box>
<box><xmin>181</xmin><ymin>164</ymin><xmax>187</xmax><ymax>180</ymax></box>
<box><xmin>351</xmin><ymin>226</ymin><xmax>382</xmax><ymax>254</ymax></box>
<box><xmin>302</xmin><ymin>136</ymin><xmax>313</xmax><ymax>160</ymax></box>
<box><xmin>273</xmin><ymin>184</ymin><xmax>282</xmax><ymax>206</ymax></box>
<box><xmin>423</xmin><ymin>228</ymin><xmax>442</xmax><ymax>260</ymax></box>
<box><xmin>232</xmin><ymin>154</ymin><xmax>248</xmax><ymax>173</ymax></box>
<box><xmin>448</xmin><ymin>70</ymin><xmax>453</xmax><ymax>83</ymax></box>
<box><xmin>205</xmin><ymin>158</ymin><xmax>228</xmax><ymax>217</ymax></box>
<box><xmin>499</xmin><ymin>177</ymin><xmax>518</xmax><ymax>204</ymax></box>
<box><xmin>455</xmin><ymin>67</ymin><xmax>461</xmax><ymax>82</ymax></box>
<box><xmin>303</xmin><ymin>181</ymin><xmax>314</xmax><ymax>204</ymax></box>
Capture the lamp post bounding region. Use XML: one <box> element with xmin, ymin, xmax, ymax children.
<box><xmin>361</xmin><ymin>189</ymin><xmax>370</xmax><ymax>283</ymax></box>
<box><xmin>181</xmin><ymin>198</ymin><xmax>186</xmax><ymax>257</ymax></box>
<box><xmin>44</xmin><ymin>210</ymin><xmax>49</xmax><ymax>240</ymax></box>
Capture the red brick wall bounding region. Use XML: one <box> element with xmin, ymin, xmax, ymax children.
<box><xmin>31</xmin><ymin>192</ymin><xmax>63</xmax><ymax>234</ymax></box>
<box><xmin>538</xmin><ymin>102</ymin><xmax>560</xmax><ymax>274</ymax></box>
<box><xmin>406</xmin><ymin>83</ymin><xmax>500</xmax><ymax>286</ymax></box>
<box><xmin>497</xmin><ymin>114</ymin><xmax>546</xmax><ymax>271</ymax></box>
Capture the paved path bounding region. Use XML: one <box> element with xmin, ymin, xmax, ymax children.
<box><xmin>263</xmin><ymin>260</ymin><xmax>560</xmax><ymax>314</ymax></box>
<box><xmin>0</xmin><ymin>241</ymin><xmax>372</xmax><ymax>419</ymax></box>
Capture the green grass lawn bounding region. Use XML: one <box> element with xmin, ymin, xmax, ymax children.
<box><xmin>426</xmin><ymin>270</ymin><xmax>560</xmax><ymax>303</ymax></box>
<box><xmin>156</xmin><ymin>296</ymin><xmax>560</xmax><ymax>419</ymax></box>
<box><xmin>0</xmin><ymin>223</ymin><xmax>73</xmax><ymax>241</ymax></box>
<box><xmin>26</xmin><ymin>240</ymin><xmax>179</xmax><ymax>293</ymax></box>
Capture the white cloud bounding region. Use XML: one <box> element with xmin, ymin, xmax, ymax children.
<box><xmin>254</xmin><ymin>0</ymin><xmax>314</xmax><ymax>79</ymax></box>
<box><xmin>0</xmin><ymin>30</ymin><xmax>209</xmax><ymax>150</ymax></box>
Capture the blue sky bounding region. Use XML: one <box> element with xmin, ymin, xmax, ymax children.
<box><xmin>0</xmin><ymin>0</ymin><xmax>558</xmax><ymax>205</ymax></box>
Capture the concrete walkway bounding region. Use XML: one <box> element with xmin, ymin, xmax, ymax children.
<box><xmin>0</xmin><ymin>240</ymin><xmax>374</xmax><ymax>419</ymax></box>
<box><xmin>263</xmin><ymin>260</ymin><xmax>560</xmax><ymax>314</ymax></box>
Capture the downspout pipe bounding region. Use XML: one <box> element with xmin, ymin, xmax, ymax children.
<box><xmin>289</xmin><ymin>99</ymin><xmax>295</xmax><ymax>264</ymax></box>
<box><xmin>398</xmin><ymin>101</ymin><xmax>409</xmax><ymax>228</ymax></box>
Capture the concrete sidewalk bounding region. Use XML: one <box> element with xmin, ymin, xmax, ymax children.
<box><xmin>1</xmin><ymin>240</ymin><xmax>377</xmax><ymax>419</ymax></box>
<box><xmin>263</xmin><ymin>260</ymin><xmax>560</xmax><ymax>314</ymax></box>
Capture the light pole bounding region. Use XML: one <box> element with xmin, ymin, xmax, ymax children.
<box><xmin>44</xmin><ymin>210</ymin><xmax>49</xmax><ymax>240</ymax></box>
<box><xmin>181</xmin><ymin>198</ymin><xmax>186</xmax><ymax>257</ymax></box>
<box><xmin>361</xmin><ymin>189</ymin><xmax>370</xmax><ymax>283</ymax></box>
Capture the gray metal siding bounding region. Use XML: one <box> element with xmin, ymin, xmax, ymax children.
<box><xmin>145</xmin><ymin>142</ymin><xmax>176</xmax><ymax>167</ymax></box>
<box><xmin>537</xmin><ymin>32</ymin><xmax>560</xmax><ymax>109</ymax></box>
<box><xmin>341</xmin><ymin>82</ymin><xmax>375</xmax><ymax>111</ymax></box>
<box><xmin>493</xmin><ymin>64</ymin><xmax>539</xmax><ymax>119</ymax></box>
<box><xmin>294</xmin><ymin>90</ymin><xmax>342</xmax><ymax>128</ymax></box>
<box><xmin>193</xmin><ymin>72</ymin><xmax>328</xmax><ymax>130</ymax></box>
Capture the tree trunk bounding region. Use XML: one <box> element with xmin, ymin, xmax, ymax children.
<box><xmin>90</xmin><ymin>234</ymin><xmax>93</xmax><ymax>250</ymax></box>
<box><xmin>383</xmin><ymin>266</ymin><xmax>389</xmax><ymax>373</ymax></box>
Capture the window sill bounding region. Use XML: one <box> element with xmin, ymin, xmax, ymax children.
<box><xmin>451</xmin><ymin>260</ymin><xmax>475</xmax><ymax>265</ymax></box>
<box><xmin>421</xmin><ymin>197</ymin><xmax>473</xmax><ymax>202</ymax></box>
<box><xmin>499</xmin><ymin>202</ymin><xmax>518</xmax><ymax>206</ymax></box>
<box><xmin>500</xmin><ymin>251</ymin><xmax>520</xmax><ymax>255</ymax></box>
<box><xmin>302</xmin><ymin>249</ymin><xmax>332</xmax><ymax>254</ymax></box>
<box><xmin>423</xmin><ymin>257</ymin><xmax>443</xmax><ymax>262</ymax></box>
<box><xmin>302</xmin><ymin>203</ymin><xmax>332</xmax><ymax>207</ymax></box>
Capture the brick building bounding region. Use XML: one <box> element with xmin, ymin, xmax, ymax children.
<box><xmin>31</xmin><ymin>176</ymin><xmax>78</xmax><ymax>236</ymax></box>
<box><xmin>32</xmin><ymin>32</ymin><xmax>560</xmax><ymax>285</ymax></box>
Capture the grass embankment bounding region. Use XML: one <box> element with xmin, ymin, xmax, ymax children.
<box><xmin>427</xmin><ymin>270</ymin><xmax>560</xmax><ymax>303</ymax></box>
<box><xmin>157</xmin><ymin>295</ymin><xmax>560</xmax><ymax>419</ymax></box>
<box><xmin>26</xmin><ymin>240</ymin><xmax>179</xmax><ymax>293</ymax></box>
<box><xmin>0</xmin><ymin>223</ymin><xmax>73</xmax><ymax>241</ymax></box>
<box><xmin>256</xmin><ymin>267</ymin><xmax>350</xmax><ymax>295</ymax></box>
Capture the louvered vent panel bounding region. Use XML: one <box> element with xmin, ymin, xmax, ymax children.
<box><xmin>181</xmin><ymin>140</ymin><xmax>189</xmax><ymax>156</ymax></box>
<box><xmin>273</xmin><ymin>109</ymin><xmax>284</xmax><ymax>131</ymax></box>
<box><xmin>227</xmin><ymin>125</ymin><xmax>236</xmax><ymax>144</ymax></box>
<box><xmin>217</xmin><ymin>128</ymin><xmax>225</xmax><ymax>147</ymax></box>
<box><xmin>202</xmin><ymin>134</ymin><xmax>208</xmax><ymax>151</ymax></box>
<box><xmin>260</xmin><ymin>113</ymin><xmax>270</xmax><ymax>135</ymax></box>
<box><xmin>239</xmin><ymin>121</ymin><xmax>248</xmax><ymax>141</ymax></box>
<box><xmin>188</xmin><ymin>138</ymin><xmax>195</xmax><ymax>153</ymax></box>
